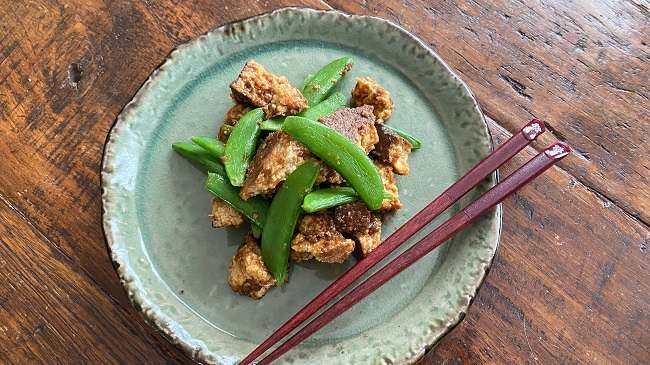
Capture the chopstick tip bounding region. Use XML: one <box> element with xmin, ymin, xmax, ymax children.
<box><xmin>544</xmin><ymin>141</ymin><xmax>571</xmax><ymax>159</ymax></box>
<box><xmin>522</xmin><ymin>119</ymin><xmax>546</xmax><ymax>141</ymax></box>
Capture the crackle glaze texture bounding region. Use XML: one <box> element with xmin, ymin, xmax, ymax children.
<box><xmin>101</xmin><ymin>7</ymin><xmax>499</xmax><ymax>365</ymax></box>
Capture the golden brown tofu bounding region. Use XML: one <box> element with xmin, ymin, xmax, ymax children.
<box><xmin>289</xmin><ymin>210</ymin><xmax>355</xmax><ymax>264</ymax></box>
<box><xmin>350</xmin><ymin>77</ymin><xmax>394</xmax><ymax>124</ymax></box>
<box><xmin>374</xmin><ymin>160</ymin><xmax>402</xmax><ymax>211</ymax></box>
<box><xmin>228</xmin><ymin>232</ymin><xmax>277</xmax><ymax>299</ymax></box>
<box><xmin>210</xmin><ymin>197</ymin><xmax>248</xmax><ymax>228</ymax></box>
<box><xmin>230</xmin><ymin>60</ymin><xmax>308</xmax><ymax>119</ymax></box>
<box><xmin>217</xmin><ymin>104</ymin><xmax>251</xmax><ymax>142</ymax></box>
<box><xmin>224</xmin><ymin>103</ymin><xmax>252</xmax><ymax>126</ymax></box>
<box><xmin>372</xmin><ymin>124</ymin><xmax>412</xmax><ymax>175</ymax></box>
<box><xmin>315</xmin><ymin>162</ymin><xmax>345</xmax><ymax>186</ymax></box>
<box><xmin>240</xmin><ymin>131</ymin><xmax>313</xmax><ymax>200</ymax></box>
<box><xmin>353</xmin><ymin>216</ymin><xmax>382</xmax><ymax>257</ymax></box>
<box><xmin>318</xmin><ymin>105</ymin><xmax>379</xmax><ymax>154</ymax></box>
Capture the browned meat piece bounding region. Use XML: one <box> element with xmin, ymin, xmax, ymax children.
<box><xmin>374</xmin><ymin>160</ymin><xmax>402</xmax><ymax>211</ymax></box>
<box><xmin>228</xmin><ymin>232</ymin><xmax>277</xmax><ymax>299</ymax></box>
<box><xmin>289</xmin><ymin>210</ymin><xmax>355</xmax><ymax>264</ymax></box>
<box><xmin>353</xmin><ymin>216</ymin><xmax>382</xmax><ymax>257</ymax></box>
<box><xmin>229</xmin><ymin>60</ymin><xmax>308</xmax><ymax>119</ymax></box>
<box><xmin>318</xmin><ymin>105</ymin><xmax>379</xmax><ymax>154</ymax></box>
<box><xmin>210</xmin><ymin>197</ymin><xmax>248</xmax><ymax>228</ymax></box>
<box><xmin>372</xmin><ymin>124</ymin><xmax>412</xmax><ymax>175</ymax></box>
<box><xmin>350</xmin><ymin>77</ymin><xmax>394</xmax><ymax>124</ymax></box>
<box><xmin>240</xmin><ymin>131</ymin><xmax>313</xmax><ymax>199</ymax></box>
<box><xmin>333</xmin><ymin>201</ymin><xmax>373</xmax><ymax>234</ymax></box>
<box><xmin>333</xmin><ymin>202</ymin><xmax>382</xmax><ymax>257</ymax></box>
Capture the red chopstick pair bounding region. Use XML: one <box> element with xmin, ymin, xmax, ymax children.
<box><xmin>241</xmin><ymin>119</ymin><xmax>569</xmax><ymax>365</ymax></box>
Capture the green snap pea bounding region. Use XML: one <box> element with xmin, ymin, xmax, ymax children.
<box><xmin>302</xmin><ymin>187</ymin><xmax>392</xmax><ymax>213</ymax></box>
<box><xmin>259</xmin><ymin>92</ymin><xmax>349</xmax><ymax>131</ymax></box>
<box><xmin>261</xmin><ymin>159</ymin><xmax>320</xmax><ymax>286</ymax></box>
<box><xmin>299</xmin><ymin>92</ymin><xmax>348</xmax><ymax>120</ymax></box>
<box><xmin>223</xmin><ymin>108</ymin><xmax>264</xmax><ymax>186</ymax></box>
<box><xmin>191</xmin><ymin>136</ymin><xmax>225</xmax><ymax>158</ymax></box>
<box><xmin>259</xmin><ymin>118</ymin><xmax>284</xmax><ymax>131</ymax></box>
<box><xmin>301</xmin><ymin>57</ymin><xmax>354</xmax><ymax>106</ymax></box>
<box><xmin>172</xmin><ymin>142</ymin><xmax>226</xmax><ymax>176</ymax></box>
<box><xmin>250</xmin><ymin>222</ymin><xmax>263</xmax><ymax>239</ymax></box>
<box><xmin>282</xmin><ymin>116</ymin><xmax>384</xmax><ymax>210</ymax></box>
<box><xmin>205</xmin><ymin>172</ymin><xmax>270</xmax><ymax>230</ymax></box>
<box><xmin>385</xmin><ymin>125</ymin><xmax>422</xmax><ymax>150</ymax></box>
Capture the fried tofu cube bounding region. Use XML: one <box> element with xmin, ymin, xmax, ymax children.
<box><xmin>351</xmin><ymin>77</ymin><xmax>394</xmax><ymax>124</ymax></box>
<box><xmin>217</xmin><ymin>104</ymin><xmax>251</xmax><ymax>142</ymax></box>
<box><xmin>374</xmin><ymin>160</ymin><xmax>402</xmax><ymax>211</ymax></box>
<box><xmin>289</xmin><ymin>210</ymin><xmax>355</xmax><ymax>264</ymax></box>
<box><xmin>230</xmin><ymin>60</ymin><xmax>308</xmax><ymax>119</ymax></box>
<box><xmin>224</xmin><ymin>103</ymin><xmax>252</xmax><ymax>126</ymax></box>
<box><xmin>210</xmin><ymin>197</ymin><xmax>248</xmax><ymax>228</ymax></box>
<box><xmin>372</xmin><ymin>124</ymin><xmax>412</xmax><ymax>175</ymax></box>
<box><xmin>228</xmin><ymin>232</ymin><xmax>277</xmax><ymax>299</ymax></box>
<box><xmin>240</xmin><ymin>131</ymin><xmax>313</xmax><ymax>200</ymax></box>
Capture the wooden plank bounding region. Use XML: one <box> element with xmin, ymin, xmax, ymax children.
<box><xmin>0</xmin><ymin>0</ymin><xmax>177</xmax><ymax>306</ymax></box>
<box><xmin>0</xmin><ymin>195</ymin><xmax>194</xmax><ymax>364</ymax></box>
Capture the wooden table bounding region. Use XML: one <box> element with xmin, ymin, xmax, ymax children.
<box><xmin>1</xmin><ymin>1</ymin><xmax>648</xmax><ymax>364</ymax></box>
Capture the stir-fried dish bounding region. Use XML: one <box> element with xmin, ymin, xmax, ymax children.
<box><xmin>172</xmin><ymin>58</ymin><xmax>421</xmax><ymax>299</ymax></box>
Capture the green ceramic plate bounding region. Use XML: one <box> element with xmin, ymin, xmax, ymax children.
<box><xmin>101</xmin><ymin>7</ymin><xmax>499</xmax><ymax>365</ymax></box>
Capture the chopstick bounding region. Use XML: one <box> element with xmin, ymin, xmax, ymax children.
<box><xmin>240</xmin><ymin>119</ymin><xmax>548</xmax><ymax>365</ymax></box>
<box><xmin>255</xmin><ymin>140</ymin><xmax>570</xmax><ymax>365</ymax></box>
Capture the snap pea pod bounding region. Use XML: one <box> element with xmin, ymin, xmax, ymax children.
<box><xmin>282</xmin><ymin>116</ymin><xmax>384</xmax><ymax>210</ymax></box>
<box><xmin>261</xmin><ymin>159</ymin><xmax>320</xmax><ymax>286</ymax></box>
<box><xmin>302</xmin><ymin>187</ymin><xmax>393</xmax><ymax>213</ymax></box>
<box><xmin>172</xmin><ymin>142</ymin><xmax>226</xmax><ymax>176</ymax></box>
<box><xmin>299</xmin><ymin>92</ymin><xmax>348</xmax><ymax>120</ymax></box>
<box><xmin>250</xmin><ymin>222</ymin><xmax>263</xmax><ymax>239</ymax></box>
<box><xmin>301</xmin><ymin>57</ymin><xmax>354</xmax><ymax>106</ymax></box>
<box><xmin>385</xmin><ymin>125</ymin><xmax>422</xmax><ymax>150</ymax></box>
<box><xmin>259</xmin><ymin>92</ymin><xmax>349</xmax><ymax>131</ymax></box>
<box><xmin>259</xmin><ymin>118</ymin><xmax>284</xmax><ymax>131</ymax></box>
<box><xmin>223</xmin><ymin>108</ymin><xmax>264</xmax><ymax>186</ymax></box>
<box><xmin>205</xmin><ymin>172</ymin><xmax>270</xmax><ymax>230</ymax></box>
<box><xmin>191</xmin><ymin>136</ymin><xmax>225</xmax><ymax>158</ymax></box>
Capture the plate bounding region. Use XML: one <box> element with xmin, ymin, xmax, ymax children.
<box><xmin>101</xmin><ymin>7</ymin><xmax>499</xmax><ymax>365</ymax></box>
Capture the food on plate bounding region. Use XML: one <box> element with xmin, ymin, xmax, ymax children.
<box><xmin>289</xmin><ymin>209</ymin><xmax>356</xmax><ymax>264</ymax></box>
<box><xmin>230</xmin><ymin>60</ymin><xmax>308</xmax><ymax>119</ymax></box>
<box><xmin>300</xmin><ymin>56</ymin><xmax>353</xmax><ymax>106</ymax></box>
<box><xmin>260</xmin><ymin>159</ymin><xmax>320</xmax><ymax>286</ymax></box>
<box><xmin>223</xmin><ymin>108</ymin><xmax>264</xmax><ymax>186</ymax></box>
<box><xmin>229</xmin><ymin>232</ymin><xmax>276</xmax><ymax>299</ymax></box>
<box><xmin>372</xmin><ymin>124</ymin><xmax>412</xmax><ymax>175</ymax></box>
<box><xmin>172</xmin><ymin>57</ymin><xmax>422</xmax><ymax>299</ymax></box>
<box><xmin>351</xmin><ymin>76</ymin><xmax>394</xmax><ymax>123</ymax></box>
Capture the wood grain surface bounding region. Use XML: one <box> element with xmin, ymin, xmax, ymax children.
<box><xmin>1</xmin><ymin>0</ymin><xmax>648</xmax><ymax>364</ymax></box>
